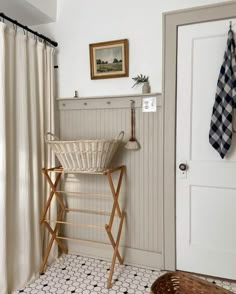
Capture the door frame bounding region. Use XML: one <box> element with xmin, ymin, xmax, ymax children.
<box><xmin>163</xmin><ymin>0</ymin><xmax>236</xmax><ymax>271</ymax></box>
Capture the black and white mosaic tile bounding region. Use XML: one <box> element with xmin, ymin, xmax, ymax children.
<box><xmin>13</xmin><ymin>254</ymin><xmax>236</xmax><ymax>293</ymax></box>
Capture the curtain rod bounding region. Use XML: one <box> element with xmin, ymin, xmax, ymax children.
<box><xmin>0</xmin><ymin>12</ymin><xmax>58</xmax><ymax>47</ymax></box>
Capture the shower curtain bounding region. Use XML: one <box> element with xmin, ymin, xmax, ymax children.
<box><xmin>0</xmin><ymin>22</ymin><xmax>57</xmax><ymax>293</ymax></box>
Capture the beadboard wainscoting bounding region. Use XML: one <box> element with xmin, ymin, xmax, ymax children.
<box><xmin>56</xmin><ymin>93</ymin><xmax>163</xmax><ymax>269</ymax></box>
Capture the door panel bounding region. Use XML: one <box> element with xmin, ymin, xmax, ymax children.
<box><xmin>176</xmin><ymin>19</ymin><xmax>236</xmax><ymax>279</ymax></box>
<box><xmin>190</xmin><ymin>186</ymin><xmax>236</xmax><ymax>252</ymax></box>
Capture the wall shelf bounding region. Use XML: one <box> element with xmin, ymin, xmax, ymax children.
<box><xmin>56</xmin><ymin>92</ymin><xmax>161</xmax><ymax>101</ymax></box>
<box><xmin>57</xmin><ymin>93</ymin><xmax>162</xmax><ymax>111</ymax></box>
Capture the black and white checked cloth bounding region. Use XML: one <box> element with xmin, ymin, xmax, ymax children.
<box><xmin>209</xmin><ymin>30</ymin><xmax>236</xmax><ymax>158</ymax></box>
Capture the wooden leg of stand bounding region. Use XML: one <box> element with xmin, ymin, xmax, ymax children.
<box><xmin>40</xmin><ymin>172</ymin><xmax>62</xmax><ymax>224</ymax></box>
<box><xmin>44</xmin><ymin>221</ymin><xmax>68</xmax><ymax>254</ymax></box>
<box><xmin>112</xmin><ymin>166</ymin><xmax>125</xmax><ymax>215</ymax></box>
<box><xmin>106</xmin><ymin>172</ymin><xmax>122</xmax><ymax>217</ymax></box>
<box><xmin>105</xmin><ymin>224</ymin><xmax>123</xmax><ymax>265</ymax></box>
<box><xmin>107</xmin><ymin>212</ymin><xmax>125</xmax><ymax>288</ymax></box>
<box><xmin>40</xmin><ymin>208</ymin><xmax>65</xmax><ymax>273</ymax></box>
<box><xmin>43</xmin><ymin>171</ymin><xmax>65</xmax><ymax>209</ymax></box>
<box><xmin>107</xmin><ymin>169</ymin><xmax>123</xmax><ymax>230</ymax></box>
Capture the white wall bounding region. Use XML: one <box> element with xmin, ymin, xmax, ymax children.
<box><xmin>34</xmin><ymin>0</ymin><xmax>228</xmax><ymax>97</ymax></box>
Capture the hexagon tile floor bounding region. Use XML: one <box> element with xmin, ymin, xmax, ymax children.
<box><xmin>12</xmin><ymin>254</ymin><xmax>236</xmax><ymax>294</ymax></box>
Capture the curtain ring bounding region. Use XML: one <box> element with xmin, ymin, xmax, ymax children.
<box><xmin>36</xmin><ymin>32</ymin><xmax>42</xmax><ymax>44</ymax></box>
<box><xmin>13</xmin><ymin>23</ymin><xmax>17</xmax><ymax>32</ymax></box>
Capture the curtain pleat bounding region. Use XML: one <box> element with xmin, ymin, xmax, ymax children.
<box><xmin>0</xmin><ymin>22</ymin><xmax>57</xmax><ymax>294</ymax></box>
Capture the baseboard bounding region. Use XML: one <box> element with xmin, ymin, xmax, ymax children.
<box><xmin>66</xmin><ymin>241</ymin><xmax>164</xmax><ymax>270</ymax></box>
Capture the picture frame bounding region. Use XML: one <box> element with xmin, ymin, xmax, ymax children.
<box><xmin>89</xmin><ymin>39</ymin><xmax>129</xmax><ymax>80</ymax></box>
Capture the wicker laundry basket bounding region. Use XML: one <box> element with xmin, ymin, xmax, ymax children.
<box><xmin>150</xmin><ymin>272</ymin><xmax>234</xmax><ymax>294</ymax></box>
<box><xmin>45</xmin><ymin>132</ymin><xmax>124</xmax><ymax>172</ymax></box>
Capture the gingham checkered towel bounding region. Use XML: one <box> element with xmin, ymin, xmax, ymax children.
<box><xmin>209</xmin><ymin>30</ymin><xmax>236</xmax><ymax>158</ymax></box>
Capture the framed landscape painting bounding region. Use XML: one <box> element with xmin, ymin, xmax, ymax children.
<box><xmin>89</xmin><ymin>39</ymin><xmax>129</xmax><ymax>79</ymax></box>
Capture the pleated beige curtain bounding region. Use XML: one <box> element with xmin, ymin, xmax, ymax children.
<box><xmin>0</xmin><ymin>22</ymin><xmax>57</xmax><ymax>294</ymax></box>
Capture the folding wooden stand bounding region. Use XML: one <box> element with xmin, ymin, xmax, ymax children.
<box><xmin>40</xmin><ymin>165</ymin><xmax>125</xmax><ymax>288</ymax></box>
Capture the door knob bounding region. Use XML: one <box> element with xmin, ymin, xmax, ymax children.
<box><xmin>179</xmin><ymin>163</ymin><xmax>187</xmax><ymax>171</ymax></box>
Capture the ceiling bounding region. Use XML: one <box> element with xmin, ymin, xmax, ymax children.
<box><xmin>0</xmin><ymin>0</ymin><xmax>56</xmax><ymax>26</ymax></box>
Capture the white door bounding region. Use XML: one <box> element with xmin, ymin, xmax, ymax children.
<box><xmin>176</xmin><ymin>19</ymin><xmax>236</xmax><ymax>280</ymax></box>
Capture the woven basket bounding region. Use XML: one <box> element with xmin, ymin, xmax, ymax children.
<box><xmin>45</xmin><ymin>131</ymin><xmax>124</xmax><ymax>172</ymax></box>
<box><xmin>150</xmin><ymin>272</ymin><xmax>234</xmax><ymax>294</ymax></box>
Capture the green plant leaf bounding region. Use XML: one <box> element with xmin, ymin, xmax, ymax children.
<box><xmin>131</xmin><ymin>73</ymin><xmax>149</xmax><ymax>87</ymax></box>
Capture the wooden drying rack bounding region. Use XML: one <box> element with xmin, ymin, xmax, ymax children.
<box><xmin>40</xmin><ymin>165</ymin><xmax>126</xmax><ymax>288</ymax></box>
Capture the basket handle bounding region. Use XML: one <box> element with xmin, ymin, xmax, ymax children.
<box><xmin>114</xmin><ymin>131</ymin><xmax>124</xmax><ymax>141</ymax></box>
<box><xmin>45</xmin><ymin>132</ymin><xmax>59</xmax><ymax>142</ymax></box>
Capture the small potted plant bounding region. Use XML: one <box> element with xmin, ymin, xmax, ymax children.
<box><xmin>132</xmin><ymin>74</ymin><xmax>150</xmax><ymax>94</ymax></box>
